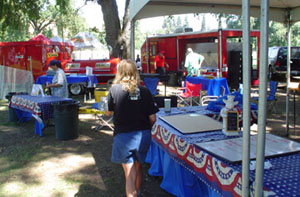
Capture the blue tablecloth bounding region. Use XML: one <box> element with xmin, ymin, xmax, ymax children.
<box><xmin>186</xmin><ymin>76</ymin><xmax>230</xmax><ymax>96</ymax></box>
<box><xmin>9</xmin><ymin>95</ymin><xmax>72</xmax><ymax>136</ymax></box>
<box><xmin>36</xmin><ymin>75</ymin><xmax>98</xmax><ymax>87</ymax></box>
<box><xmin>145</xmin><ymin>106</ymin><xmax>300</xmax><ymax>196</ymax></box>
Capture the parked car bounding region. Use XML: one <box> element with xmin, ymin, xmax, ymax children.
<box><xmin>268</xmin><ymin>46</ymin><xmax>300</xmax><ymax>79</ymax></box>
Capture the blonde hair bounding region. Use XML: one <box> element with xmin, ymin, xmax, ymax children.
<box><xmin>113</xmin><ymin>59</ymin><xmax>140</xmax><ymax>93</ymax></box>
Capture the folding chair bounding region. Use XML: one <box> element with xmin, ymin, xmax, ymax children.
<box><xmin>201</xmin><ymin>96</ymin><xmax>219</xmax><ymax>106</ymax></box>
<box><xmin>93</xmin><ymin>98</ymin><xmax>113</xmax><ymax>130</ymax></box>
<box><xmin>79</xmin><ymin>98</ymin><xmax>114</xmax><ymax>131</ymax></box>
<box><xmin>201</xmin><ymin>85</ymin><xmax>226</xmax><ymax>106</ymax></box>
<box><xmin>176</xmin><ymin>81</ymin><xmax>202</xmax><ymax>106</ymax></box>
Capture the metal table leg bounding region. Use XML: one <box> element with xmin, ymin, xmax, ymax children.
<box><xmin>294</xmin><ymin>90</ymin><xmax>296</xmax><ymax>132</ymax></box>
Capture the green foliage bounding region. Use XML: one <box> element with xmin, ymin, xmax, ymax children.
<box><xmin>193</xmin><ymin>14</ymin><xmax>207</xmax><ymax>31</ymax></box>
<box><xmin>0</xmin><ymin>0</ymin><xmax>34</xmax><ymax>40</ymax></box>
<box><xmin>134</xmin><ymin>21</ymin><xmax>146</xmax><ymax>50</ymax></box>
<box><xmin>162</xmin><ymin>15</ymin><xmax>190</xmax><ymax>34</ymax></box>
<box><xmin>176</xmin><ymin>16</ymin><xmax>182</xmax><ymax>27</ymax></box>
<box><xmin>89</xmin><ymin>26</ymin><xmax>106</xmax><ymax>45</ymax></box>
<box><xmin>162</xmin><ymin>16</ymin><xmax>176</xmax><ymax>34</ymax></box>
<box><xmin>291</xmin><ymin>22</ymin><xmax>300</xmax><ymax>46</ymax></box>
<box><xmin>0</xmin><ymin>0</ymin><xmax>87</xmax><ymax>42</ymax></box>
<box><xmin>269</xmin><ymin>21</ymin><xmax>300</xmax><ymax>47</ymax></box>
<box><xmin>269</xmin><ymin>21</ymin><xmax>286</xmax><ymax>46</ymax></box>
<box><xmin>183</xmin><ymin>16</ymin><xmax>189</xmax><ymax>28</ymax></box>
<box><xmin>55</xmin><ymin>4</ymin><xmax>88</xmax><ymax>39</ymax></box>
<box><xmin>226</xmin><ymin>15</ymin><xmax>242</xmax><ymax>29</ymax></box>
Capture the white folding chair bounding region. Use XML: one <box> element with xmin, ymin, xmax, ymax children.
<box><xmin>78</xmin><ymin>97</ymin><xmax>113</xmax><ymax>131</ymax></box>
<box><xmin>94</xmin><ymin>97</ymin><xmax>113</xmax><ymax>130</ymax></box>
<box><xmin>201</xmin><ymin>96</ymin><xmax>219</xmax><ymax>106</ymax></box>
<box><xmin>201</xmin><ymin>85</ymin><xmax>226</xmax><ymax>106</ymax></box>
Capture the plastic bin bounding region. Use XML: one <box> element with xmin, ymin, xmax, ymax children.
<box><xmin>94</xmin><ymin>88</ymin><xmax>108</xmax><ymax>102</ymax></box>
<box><xmin>53</xmin><ymin>100</ymin><xmax>80</xmax><ymax>140</ymax></box>
<box><xmin>167</xmin><ymin>71</ymin><xmax>178</xmax><ymax>86</ymax></box>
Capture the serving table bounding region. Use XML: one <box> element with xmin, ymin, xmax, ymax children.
<box><xmin>146</xmin><ymin>106</ymin><xmax>300</xmax><ymax>196</ymax></box>
<box><xmin>36</xmin><ymin>74</ymin><xmax>98</xmax><ymax>87</ymax></box>
<box><xmin>9</xmin><ymin>94</ymin><xmax>72</xmax><ymax>136</ymax></box>
<box><xmin>186</xmin><ymin>76</ymin><xmax>230</xmax><ymax>96</ymax></box>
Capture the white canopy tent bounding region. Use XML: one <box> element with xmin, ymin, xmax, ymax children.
<box><xmin>50</xmin><ymin>36</ymin><xmax>64</xmax><ymax>42</ymax></box>
<box><xmin>129</xmin><ymin>0</ymin><xmax>300</xmax><ymax>196</ymax></box>
<box><xmin>71</xmin><ymin>32</ymin><xmax>109</xmax><ymax>60</ymax></box>
<box><xmin>130</xmin><ymin>0</ymin><xmax>300</xmax><ymax>23</ymax></box>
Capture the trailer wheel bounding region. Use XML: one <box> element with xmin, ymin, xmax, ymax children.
<box><xmin>69</xmin><ymin>84</ymin><xmax>84</xmax><ymax>95</ymax></box>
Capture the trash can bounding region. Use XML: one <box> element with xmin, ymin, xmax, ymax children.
<box><xmin>94</xmin><ymin>88</ymin><xmax>108</xmax><ymax>103</ymax></box>
<box><xmin>53</xmin><ymin>100</ymin><xmax>80</xmax><ymax>140</ymax></box>
<box><xmin>6</xmin><ymin>92</ymin><xmax>18</xmax><ymax>122</ymax></box>
<box><xmin>167</xmin><ymin>71</ymin><xmax>178</xmax><ymax>86</ymax></box>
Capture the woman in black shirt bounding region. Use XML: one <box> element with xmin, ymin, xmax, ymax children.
<box><xmin>106</xmin><ymin>59</ymin><xmax>158</xmax><ymax>197</ymax></box>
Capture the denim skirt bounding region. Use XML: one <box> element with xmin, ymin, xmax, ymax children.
<box><xmin>111</xmin><ymin>130</ymin><xmax>151</xmax><ymax>164</ymax></box>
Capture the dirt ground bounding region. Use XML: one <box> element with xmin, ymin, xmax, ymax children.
<box><xmin>0</xmin><ymin>82</ymin><xmax>299</xmax><ymax>197</ymax></box>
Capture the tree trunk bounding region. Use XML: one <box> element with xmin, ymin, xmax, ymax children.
<box><xmin>96</xmin><ymin>0</ymin><xmax>131</xmax><ymax>59</ymax></box>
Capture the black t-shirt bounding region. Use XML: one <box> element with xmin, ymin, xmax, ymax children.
<box><xmin>107</xmin><ymin>84</ymin><xmax>159</xmax><ymax>135</ymax></box>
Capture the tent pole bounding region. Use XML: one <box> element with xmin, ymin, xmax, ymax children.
<box><xmin>130</xmin><ymin>19</ymin><xmax>136</xmax><ymax>61</ymax></box>
<box><xmin>241</xmin><ymin>0</ymin><xmax>251</xmax><ymax>196</ymax></box>
<box><xmin>255</xmin><ymin>0</ymin><xmax>269</xmax><ymax>196</ymax></box>
<box><xmin>285</xmin><ymin>17</ymin><xmax>291</xmax><ymax>136</ymax></box>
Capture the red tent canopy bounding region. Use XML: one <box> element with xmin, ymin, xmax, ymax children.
<box><xmin>29</xmin><ymin>34</ymin><xmax>51</xmax><ymax>42</ymax></box>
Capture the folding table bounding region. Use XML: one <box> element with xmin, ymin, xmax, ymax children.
<box><xmin>9</xmin><ymin>94</ymin><xmax>72</xmax><ymax>136</ymax></box>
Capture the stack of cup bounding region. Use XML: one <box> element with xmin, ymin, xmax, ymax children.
<box><xmin>164</xmin><ymin>98</ymin><xmax>171</xmax><ymax>113</ymax></box>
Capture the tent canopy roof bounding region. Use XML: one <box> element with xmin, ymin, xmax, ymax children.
<box><xmin>129</xmin><ymin>0</ymin><xmax>300</xmax><ymax>23</ymax></box>
<box><xmin>29</xmin><ymin>34</ymin><xmax>51</xmax><ymax>42</ymax></box>
<box><xmin>71</xmin><ymin>32</ymin><xmax>107</xmax><ymax>49</ymax></box>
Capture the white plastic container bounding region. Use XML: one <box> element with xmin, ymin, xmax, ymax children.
<box><xmin>164</xmin><ymin>98</ymin><xmax>171</xmax><ymax>113</ymax></box>
<box><xmin>216</xmin><ymin>69</ymin><xmax>220</xmax><ymax>78</ymax></box>
<box><xmin>86</xmin><ymin>66</ymin><xmax>93</xmax><ymax>76</ymax></box>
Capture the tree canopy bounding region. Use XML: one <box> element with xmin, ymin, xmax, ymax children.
<box><xmin>87</xmin><ymin>0</ymin><xmax>131</xmax><ymax>58</ymax></box>
<box><xmin>0</xmin><ymin>0</ymin><xmax>87</xmax><ymax>41</ymax></box>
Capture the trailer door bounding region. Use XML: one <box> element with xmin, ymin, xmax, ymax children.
<box><xmin>2</xmin><ymin>45</ymin><xmax>27</xmax><ymax>71</ymax></box>
<box><xmin>149</xmin><ymin>41</ymin><xmax>158</xmax><ymax>73</ymax></box>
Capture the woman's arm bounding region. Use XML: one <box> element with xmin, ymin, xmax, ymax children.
<box><xmin>105</xmin><ymin>111</ymin><xmax>113</xmax><ymax>116</ymax></box>
<box><xmin>149</xmin><ymin>114</ymin><xmax>156</xmax><ymax>127</ymax></box>
<box><xmin>46</xmin><ymin>83</ymin><xmax>62</xmax><ymax>88</ymax></box>
<box><xmin>47</xmin><ymin>71</ymin><xmax>64</xmax><ymax>88</ymax></box>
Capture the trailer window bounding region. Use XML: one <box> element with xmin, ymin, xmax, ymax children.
<box><xmin>251</xmin><ymin>37</ymin><xmax>258</xmax><ymax>70</ymax></box>
<box><xmin>65</xmin><ymin>63</ymin><xmax>80</xmax><ymax>70</ymax></box>
<box><xmin>95</xmin><ymin>62</ymin><xmax>110</xmax><ymax>70</ymax></box>
<box><xmin>186</xmin><ymin>43</ymin><xmax>218</xmax><ymax>69</ymax></box>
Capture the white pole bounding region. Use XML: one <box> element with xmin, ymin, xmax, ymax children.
<box><xmin>130</xmin><ymin>19</ymin><xmax>136</xmax><ymax>61</ymax></box>
<box><xmin>285</xmin><ymin>18</ymin><xmax>291</xmax><ymax>136</ymax></box>
<box><xmin>241</xmin><ymin>0</ymin><xmax>251</xmax><ymax>196</ymax></box>
<box><xmin>255</xmin><ymin>0</ymin><xmax>269</xmax><ymax>196</ymax></box>
<box><xmin>218</xmin><ymin>30</ymin><xmax>222</xmax><ymax>75</ymax></box>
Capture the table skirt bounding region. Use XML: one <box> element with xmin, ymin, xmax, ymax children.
<box><xmin>146</xmin><ymin>141</ymin><xmax>220</xmax><ymax>197</ymax></box>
